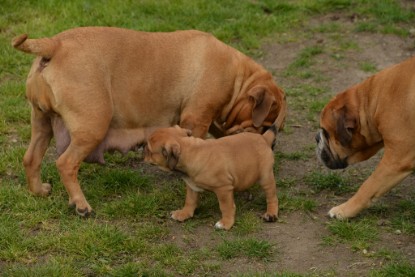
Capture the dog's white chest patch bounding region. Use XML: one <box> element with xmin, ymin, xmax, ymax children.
<box><xmin>183</xmin><ymin>177</ymin><xmax>205</xmax><ymax>192</ymax></box>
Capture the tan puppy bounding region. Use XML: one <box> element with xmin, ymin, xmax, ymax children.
<box><xmin>12</xmin><ymin>27</ymin><xmax>286</xmax><ymax>216</ymax></box>
<box><xmin>316</xmin><ymin>56</ymin><xmax>415</xmax><ymax>219</ymax></box>
<box><xmin>144</xmin><ymin>125</ymin><xmax>279</xmax><ymax>230</ymax></box>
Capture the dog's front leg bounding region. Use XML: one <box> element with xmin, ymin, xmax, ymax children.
<box><xmin>23</xmin><ymin>108</ymin><xmax>53</xmax><ymax>196</ymax></box>
<box><xmin>329</xmin><ymin>151</ymin><xmax>413</xmax><ymax>219</ymax></box>
<box><xmin>214</xmin><ymin>188</ymin><xmax>236</xmax><ymax>230</ymax></box>
<box><xmin>179</xmin><ymin>110</ymin><xmax>214</xmax><ymax>138</ymax></box>
<box><xmin>171</xmin><ymin>184</ymin><xmax>199</xmax><ymax>221</ymax></box>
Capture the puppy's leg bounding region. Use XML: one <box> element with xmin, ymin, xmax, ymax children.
<box><xmin>259</xmin><ymin>173</ymin><xmax>278</xmax><ymax>222</ymax></box>
<box><xmin>171</xmin><ymin>184</ymin><xmax>199</xmax><ymax>221</ymax></box>
<box><xmin>329</xmin><ymin>151</ymin><xmax>413</xmax><ymax>219</ymax></box>
<box><xmin>23</xmin><ymin>107</ymin><xmax>53</xmax><ymax>196</ymax></box>
<box><xmin>214</xmin><ymin>188</ymin><xmax>236</xmax><ymax>230</ymax></box>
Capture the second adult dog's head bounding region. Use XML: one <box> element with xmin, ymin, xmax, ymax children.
<box><xmin>316</xmin><ymin>88</ymin><xmax>383</xmax><ymax>169</ymax></box>
<box><xmin>144</xmin><ymin>126</ymin><xmax>192</xmax><ymax>171</ymax></box>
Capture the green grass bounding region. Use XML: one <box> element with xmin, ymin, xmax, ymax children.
<box><xmin>304</xmin><ymin>171</ymin><xmax>353</xmax><ymax>194</ymax></box>
<box><xmin>1</xmin><ymin>0</ymin><xmax>415</xmax><ymax>276</ymax></box>
<box><xmin>216</xmin><ymin>237</ymin><xmax>275</xmax><ymax>261</ymax></box>
<box><xmin>370</xmin><ymin>262</ymin><xmax>415</xmax><ymax>277</ymax></box>
<box><xmin>360</xmin><ymin>61</ymin><xmax>378</xmax><ymax>72</ymax></box>
<box><xmin>324</xmin><ymin>218</ymin><xmax>378</xmax><ymax>251</ymax></box>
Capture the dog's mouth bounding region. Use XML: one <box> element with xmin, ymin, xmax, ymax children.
<box><xmin>315</xmin><ymin>129</ymin><xmax>348</xmax><ymax>170</ymax></box>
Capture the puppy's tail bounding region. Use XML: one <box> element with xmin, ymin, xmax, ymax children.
<box><xmin>12</xmin><ymin>34</ymin><xmax>58</xmax><ymax>59</ymax></box>
<box><xmin>262</xmin><ymin>124</ymin><xmax>278</xmax><ymax>150</ymax></box>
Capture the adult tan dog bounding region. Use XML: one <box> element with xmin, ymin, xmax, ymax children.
<box><xmin>144</xmin><ymin>125</ymin><xmax>279</xmax><ymax>230</ymax></box>
<box><xmin>316</xmin><ymin>56</ymin><xmax>415</xmax><ymax>219</ymax></box>
<box><xmin>12</xmin><ymin>27</ymin><xmax>286</xmax><ymax>216</ymax></box>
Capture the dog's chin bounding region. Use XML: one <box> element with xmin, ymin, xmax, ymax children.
<box><xmin>317</xmin><ymin>147</ymin><xmax>348</xmax><ymax>170</ymax></box>
<box><xmin>157</xmin><ymin>165</ymin><xmax>172</xmax><ymax>172</ymax></box>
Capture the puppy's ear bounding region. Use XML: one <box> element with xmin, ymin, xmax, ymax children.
<box><xmin>248</xmin><ymin>86</ymin><xmax>275</xmax><ymax>128</ymax></box>
<box><xmin>335</xmin><ymin>106</ymin><xmax>357</xmax><ymax>146</ymax></box>
<box><xmin>161</xmin><ymin>143</ymin><xmax>181</xmax><ymax>170</ymax></box>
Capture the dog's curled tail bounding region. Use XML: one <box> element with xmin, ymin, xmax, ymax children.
<box><xmin>263</xmin><ymin>124</ymin><xmax>278</xmax><ymax>150</ymax></box>
<box><xmin>12</xmin><ymin>34</ymin><xmax>58</xmax><ymax>59</ymax></box>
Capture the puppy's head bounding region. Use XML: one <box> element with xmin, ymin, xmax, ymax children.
<box><xmin>144</xmin><ymin>125</ymin><xmax>192</xmax><ymax>171</ymax></box>
<box><xmin>224</xmin><ymin>82</ymin><xmax>286</xmax><ymax>135</ymax></box>
<box><xmin>316</xmin><ymin>90</ymin><xmax>381</xmax><ymax>169</ymax></box>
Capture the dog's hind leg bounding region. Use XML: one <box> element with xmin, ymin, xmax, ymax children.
<box><xmin>23</xmin><ymin>107</ymin><xmax>53</xmax><ymax>196</ymax></box>
<box><xmin>259</xmin><ymin>172</ymin><xmax>278</xmax><ymax>222</ymax></box>
<box><xmin>55</xmin><ymin>90</ymin><xmax>112</xmax><ymax>217</ymax></box>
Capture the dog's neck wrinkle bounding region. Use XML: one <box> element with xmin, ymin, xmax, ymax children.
<box><xmin>357</xmin><ymin>83</ymin><xmax>383</xmax><ymax>145</ymax></box>
<box><xmin>219</xmin><ymin>65</ymin><xmax>266</xmax><ymax>124</ymax></box>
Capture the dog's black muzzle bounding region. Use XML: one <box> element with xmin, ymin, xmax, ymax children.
<box><xmin>315</xmin><ymin>129</ymin><xmax>348</xmax><ymax>170</ymax></box>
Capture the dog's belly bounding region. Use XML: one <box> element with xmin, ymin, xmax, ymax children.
<box><xmin>52</xmin><ymin>116</ymin><xmax>158</xmax><ymax>164</ymax></box>
<box><xmin>183</xmin><ymin>177</ymin><xmax>205</xmax><ymax>192</ymax></box>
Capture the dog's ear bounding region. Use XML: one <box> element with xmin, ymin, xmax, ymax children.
<box><xmin>161</xmin><ymin>143</ymin><xmax>181</xmax><ymax>170</ymax></box>
<box><xmin>174</xmin><ymin>125</ymin><xmax>192</xmax><ymax>136</ymax></box>
<box><xmin>248</xmin><ymin>86</ymin><xmax>275</xmax><ymax>128</ymax></box>
<box><xmin>335</xmin><ymin>106</ymin><xmax>357</xmax><ymax>146</ymax></box>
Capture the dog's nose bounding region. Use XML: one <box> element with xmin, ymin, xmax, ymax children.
<box><xmin>315</xmin><ymin>132</ymin><xmax>321</xmax><ymax>143</ymax></box>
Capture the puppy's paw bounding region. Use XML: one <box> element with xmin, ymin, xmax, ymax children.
<box><xmin>171</xmin><ymin>209</ymin><xmax>193</xmax><ymax>222</ymax></box>
<box><xmin>261</xmin><ymin>212</ymin><xmax>278</xmax><ymax>222</ymax></box>
<box><xmin>76</xmin><ymin>207</ymin><xmax>95</xmax><ymax>218</ymax></box>
<box><xmin>214</xmin><ymin>220</ymin><xmax>233</xmax><ymax>230</ymax></box>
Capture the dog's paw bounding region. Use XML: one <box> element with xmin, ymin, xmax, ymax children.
<box><xmin>76</xmin><ymin>207</ymin><xmax>95</xmax><ymax>218</ymax></box>
<box><xmin>261</xmin><ymin>212</ymin><xmax>278</xmax><ymax>222</ymax></box>
<box><xmin>328</xmin><ymin>205</ymin><xmax>347</xmax><ymax>220</ymax></box>
<box><xmin>214</xmin><ymin>220</ymin><xmax>233</xmax><ymax>230</ymax></box>
<box><xmin>31</xmin><ymin>183</ymin><xmax>52</xmax><ymax>197</ymax></box>
<box><xmin>171</xmin><ymin>210</ymin><xmax>192</xmax><ymax>222</ymax></box>
<box><xmin>68</xmin><ymin>200</ymin><xmax>94</xmax><ymax>218</ymax></box>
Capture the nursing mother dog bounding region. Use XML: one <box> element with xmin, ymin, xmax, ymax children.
<box><xmin>316</xmin><ymin>56</ymin><xmax>415</xmax><ymax>219</ymax></box>
<box><xmin>12</xmin><ymin>27</ymin><xmax>286</xmax><ymax>216</ymax></box>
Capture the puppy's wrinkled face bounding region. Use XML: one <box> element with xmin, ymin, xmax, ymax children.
<box><xmin>223</xmin><ymin>84</ymin><xmax>286</xmax><ymax>135</ymax></box>
<box><xmin>144</xmin><ymin>126</ymin><xmax>191</xmax><ymax>171</ymax></box>
<box><xmin>316</xmin><ymin>97</ymin><xmax>382</xmax><ymax>169</ymax></box>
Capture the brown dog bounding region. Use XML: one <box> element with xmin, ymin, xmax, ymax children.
<box><xmin>144</xmin><ymin>125</ymin><xmax>279</xmax><ymax>230</ymax></box>
<box><xmin>316</xmin><ymin>56</ymin><xmax>415</xmax><ymax>219</ymax></box>
<box><xmin>12</xmin><ymin>27</ymin><xmax>286</xmax><ymax>216</ymax></box>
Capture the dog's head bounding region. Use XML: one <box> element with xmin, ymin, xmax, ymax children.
<box><xmin>221</xmin><ymin>74</ymin><xmax>287</xmax><ymax>135</ymax></box>
<box><xmin>222</xmin><ymin>81</ymin><xmax>286</xmax><ymax>136</ymax></box>
<box><xmin>316</xmin><ymin>89</ymin><xmax>383</xmax><ymax>169</ymax></box>
<box><xmin>144</xmin><ymin>125</ymin><xmax>192</xmax><ymax>171</ymax></box>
